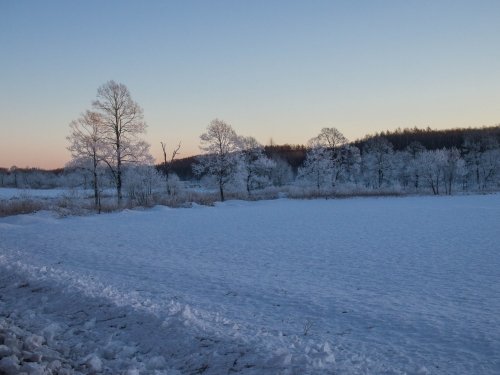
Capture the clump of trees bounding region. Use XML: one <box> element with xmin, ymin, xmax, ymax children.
<box><xmin>66</xmin><ymin>81</ymin><xmax>157</xmax><ymax>211</ymax></box>
<box><xmin>192</xmin><ymin>119</ymin><xmax>275</xmax><ymax>201</ymax></box>
<box><xmin>191</xmin><ymin>122</ymin><xmax>499</xmax><ymax>200</ymax></box>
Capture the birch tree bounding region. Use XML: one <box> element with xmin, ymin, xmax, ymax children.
<box><xmin>92</xmin><ymin>80</ymin><xmax>151</xmax><ymax>202</ymax></box>
<box><xmin>66</xmin><ymin>110</ymin><xmax>106</xmax><ymax>212</ymax></box>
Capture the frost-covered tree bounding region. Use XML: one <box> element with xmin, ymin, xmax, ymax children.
<box><xmin>440</xmin><ymin>148</ymin><xmax>465</xmax><ymax>195</ymax></box>
<box><xmin>297</xmin><ymin>146</ymin><xmax>332</xmax><ymax>192</ymax></box>
<box><xmin>362</xmin><ymin>137</ymin><xmax>394</xmax><ymax>189</ymax></box>
<box><xmin>239</xmin><ymin>136</ymin><xmax>275</xmax><ymax>195</ymax></box>
<box><xmin>462</xmin><ymin>135</ymin><xmax>499</xmax><ymax>190</ymax></box>
<box><xmin>310</xmin><ymin>128</ymin><xmax>349</xmax><ymax>188</ymax></box>
<box><xmin>123</xmin><ymin>165</ymin><xmax>163</xmax><ymax>206</ymax></box>
<box><xmin>391</xmin><ymin>150</ymin><xmax>412</xmax><ymax>191</ymax></box>
<box><xmin>193</xmin><ymin>119</ymin><xmax>241</xmax><ymax>201</ymax></box>
<box><xmin>67</xmin><ymin>110</ymin><xmax>107</xmax><ymax>211</ymax></box>
<box><xmin>92</xmin><ymin>81</ymin><xmax>152</xmax><ymax>202</ymax></box>
<box><xmin>479</xmin><ymin>148</ymin><xmax>500</xmax><ymax>189</ymax></box>
<box><xmin>340</xmin><ymin>145</ymin><xmax>361</xmax><ymax>185</ymax></box>
<box><xmin>404</xmin><ymin>142</ymin><xmax>426</xmax><ymax>191</ymax></box>
<box><xmin>418</xmin><ymin>149</ymin><xmax>447</xmax><ymax>195</ymax></box>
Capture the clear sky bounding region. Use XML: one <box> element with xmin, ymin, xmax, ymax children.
<box><xmin>1</xmin><ymin>0</ymin><xmax>500</xmax><ymax>169</ymax></box>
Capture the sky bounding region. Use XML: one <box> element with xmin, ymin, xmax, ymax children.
<box><xmin>1</xmin><ymin>0</ymin><xmax>500</xmax><ymax>169</ymax></box>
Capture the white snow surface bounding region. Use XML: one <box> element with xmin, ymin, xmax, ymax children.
<box><xmin>0</xmin><ymin>194</ymin><xmax>499</xmax><ymax>374</ymax></box>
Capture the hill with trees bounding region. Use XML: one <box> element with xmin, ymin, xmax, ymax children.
<box><xmin>353</xmin><ymin>125</ymin><xmax>500</xmax><ymax>151</ymax></box>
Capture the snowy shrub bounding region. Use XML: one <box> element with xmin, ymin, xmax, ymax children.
<box><xmin>0</xmin><ymin>198</ymin><xmax>44</xmax><ymax>217</ymax></box>
<box><xmin>123</xmin><ymin>165</ymin><xmax>163</xmax><ymax>206</ymax></box>
<box><xmin>165</xmin><ymin>173</ymin><xmax>184</xmax><ymax>196</ymax></box>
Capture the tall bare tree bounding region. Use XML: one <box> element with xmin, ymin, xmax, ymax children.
<box><xmin>67</xmin><ymin>110</ymin><xmax>106</xmax><ymax>212</ymax></box>
<box><xmin>92</xmin><ymin>80</ymin><xmax>150</xmax><ymax>202</ymax></box>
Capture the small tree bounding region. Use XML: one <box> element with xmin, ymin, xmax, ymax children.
<box><xmin>92</xmin><ymin>80</ymin><xmax>151</xmax><ymax>203</ymax></box>
<box><xmin>441</xmin><ymin>148</ymin><xmax>464</xmax><ymax>195</ymax></box>
<box><xmin>123</xmin><ymin>164</ymin><xmax>163</xmax><ymax>206</ymax></box>
<box><xmin>405</xmin><ymin>141</ymin><xmax>426</xmax><ymax>191</ymax></box>
<box><xmin>67</xmin><ymin>110</ymin><xmax>107</xmax><ymax>212</ymax></box>
<box><xmin>362</xmin><ymin>137</ymin><xmax>394</xmax><ymax>189</ymax></box>
<box><xmin>193</xmin><ymin>119</ymin><xmax>241</xmax><ymax>201</ymax></box>
<box><xmin>239</xmin><ymin>136</ymin><xmax>275</xmax><ymax>196</ymax></box>
<box><xmin>418</xmin><ymin>149</ymin><xmax>447</xmax><ymax>195</ymax></box>
<box><xmin>160</xmin><ymin>140</ymin><xmax>181</xmax><ymax>195</ymax></box>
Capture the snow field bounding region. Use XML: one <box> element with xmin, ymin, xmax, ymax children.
<box><xmin>0</xmin><ymin>194</ymin><xmax>499</xmax><ymax>374</ymax></box>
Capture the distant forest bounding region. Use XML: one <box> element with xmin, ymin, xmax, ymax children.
<box><xmin>169</xmin><ymin>126</ymin><xmax>500</xmax><ymax>179</ymax></box>
<box><xmin>2</xmin><ymin>126</ymin><xmax>498</xmax><ymax>180</ymax></box>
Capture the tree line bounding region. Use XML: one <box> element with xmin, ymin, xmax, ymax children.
<box><xmin>1</xmin><ymin>81</ymin><xmax>499</xmax><ymax>210</ymax></box>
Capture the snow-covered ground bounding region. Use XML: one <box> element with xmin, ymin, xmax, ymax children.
<box><xmin>0</xmin><ymin>195</ymin><xmax>499</xmax><ymax>374</ymax></box>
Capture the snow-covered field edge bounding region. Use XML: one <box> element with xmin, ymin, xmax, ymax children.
<box><xmin>0</xmin><ymin>255</ymin><xmax>342</xmax><ymax>375</ymax></box>
<box><xmin>1</xmin><ymin>194</ymin><xmax>499</xmax><ymax>374</ymax></box>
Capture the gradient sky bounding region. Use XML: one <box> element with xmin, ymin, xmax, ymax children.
<box><xmin>1</xmin><ymin>0</ymin><xmax>500</xmax><ymax>169</ymax></box>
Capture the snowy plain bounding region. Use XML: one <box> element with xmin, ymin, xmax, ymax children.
<box><xmin>0</xmin><ymin>194</ymin><xmax>499</xmax><ymax>374</ymax></box>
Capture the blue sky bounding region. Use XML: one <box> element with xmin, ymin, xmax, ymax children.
<box><xmin>1</xmin><ymin>0</ymin><xmax>500</xmax><ymax>168</ymax></box>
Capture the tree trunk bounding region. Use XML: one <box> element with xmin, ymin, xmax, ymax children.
<box><xmin>246</xmin><ymin>174</ymin><xmax>251</xmax><ymax>196</ymax></box>
<box><xmin>93</xmin><ymin>170</ymin><xmax>99</xmax><ymax>207</ymax></box>
<box><xmin>219</xmin><ymin>183</ymin><xmax>225</xmax><ymax>202</ymax></box>
<box><xmin>116</xmin><ymin>141</ymin><xmax>122</xmax><ymax>203</ymax></box>
<box><xmin>430</xmin><ymin>175</ymin><xmax>437</xmax><ymax>195</ymax></box>
<box><xmin>117</xmin><ymin>168</ymin><xmax>122</xmax><ymax>202</ymax></box>
<box><xmin>166</xmin><ymin>170</ymin><xmax>171</xmax><ymax>196</ymax></box>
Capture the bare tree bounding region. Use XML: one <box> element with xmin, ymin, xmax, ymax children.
<box><xmin>92</xmin><ymin>81</ymin><xmax>151</xmax><ymax>202</ymax></box>
<box><xmin>67</xmin><ymin>111</ymin><xmax>107</xmax><ymax>212</ymax></box>
<box><xmin>315</xmin><ymin>127</ymin><xmax>348</xmax><ymax>150</ymax></box>
<box><xmin>160</xmin><ymin>141</ymin><xmax>181</xmax><ymax>195</ymax></box>
<box><xmin>193</xmin><ymin>119</ymin><xmax>241</xmax><ymax>201</ymax></box>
